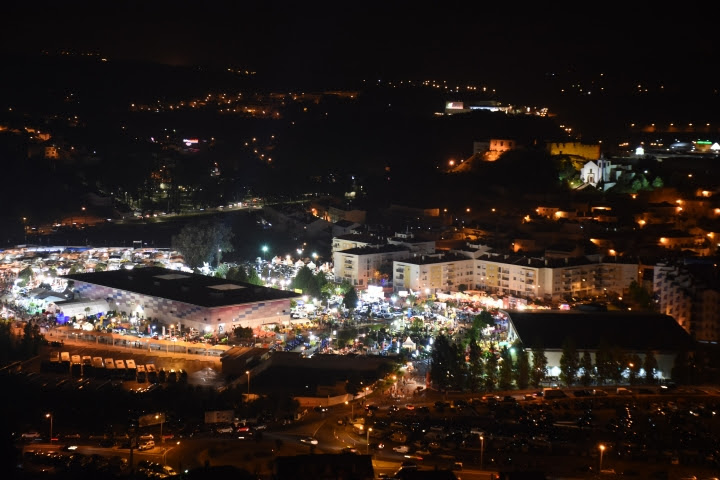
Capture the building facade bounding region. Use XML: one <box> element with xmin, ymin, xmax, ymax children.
<box><xmin>63</xmin><ymin>267</ymin><xmax>300</xmax><ymax>335</ymax></box>
<box><xmin>391</xmin><ymin>252</ymin><xmax>641</xmax><ymax>302</ymax></box>
<box><xmin>333</xmin><ymin>245</ymin><xmax>410</xmax><ymax>288</ymax></box>
<box><xmin>654</xmin><ymin>262</ymin><xmax>720</xmax><ymax>343</ymax></box>
<box><xmin>393</xmin><ymin>253</ymin><xmax>474</xmax><ymax>293</ymax></box>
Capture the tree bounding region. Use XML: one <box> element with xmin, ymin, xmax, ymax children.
<box><xmin>171</xmin><ymin>219</ymin><xmax>235</xmax><ymax>270</ymax></box>
<box><xmin>594</xmin><ymin>340</ymin><xmax>613</xmax><ymax>385</ymax></box>
<box><xmin>579</xmin><ymin>351</ymin><xmax>594</xmax><ymax>387</ymax></box>
<box><xmin>20</xmin><ymin>322</ymin><xmax>43</xmax><ymax>357</ymax></box>
<box><xmin>233</xmin><ymin>326</ymin><xmax>253</xmax><ymax>339</ymax></box>
<box><xmin>430</xmin><ymin>334</ymin><xmax>463</xmax><ymax>391</ymax></box>
<box><xmin>17</xmin><ymin>266</ymin><xmax>33</xmax><ymax>287</ymax></box>
<box><xmin>475</xmin><ymin>311</ymin><xmax>495</xmax><ymax>328</ymax></box>
<box><xmin>226</xmin><ymin>266</ymin><xmax>249</xmax><ymax>282</ymax></box>
<box><xmin>375</xmin><ymin>262</ymin><xmax>392</xmax><ymax>286</ymax></box>
<box><xmin>498</xmin><ymin>346</ymin><xmax>514</xmax><ymax>391</ymax></box>
<box><xmin>651</xmin><ymin>176</ymin><xmax>664</xmax><ymax>188</ymax></box>
<box><xmin>609</xmin><ymin>346</ymin><xmax>627</xmax><ymax>384</ymax></box>
<box><xmin>466</xmin><ymin>339</ymin><xmax>485</xmax><ymax>393</ymax></box>
<box><xmin>484</xmin><ymin>346</ymin><xmax>499</xmax><ymax>391</ymax></box>
<box><xmin>627</xmin><ymin>280</ymin><xmax>654</xmax><ymax>310</ymax></box>
<box><xmin>530</xmin><ymin>346</ymin><xmax>548</xmax><ymax>389</ymax></box>
<box><xmin>627</xmin><ymin>353</ymin><xmax>642</xmax><ymax>385</ymax></box>
<box><xmin>215</xmin><ymin>263</ymin><xmax>229</xmax><ymax>278</ymax></box>
<box><xmin>336</xmin><ymin>326</ymin><xmax>358</xmax><ymax>350</ymax></box>
<box><xmin>342</xmin><ymin>286</ymin><xmax>359</xmax><ymax>311</ymax></box>
<box><xmin>559</xmin><ymin>338</ymin><xmax>579</xmax><ymax>387</ymax></box>
<box><xmin>515</xmin><ymin>344</ymin><xmax>530</xmax><ymax>390</ymax></box>
<box><xmin>671</xmin><ymin>349</ymin><xmax>694</xmax><ymax>385</ymax></box>
<box><xmin>291</xmin><ymin>265</ymin><xmax>321</xmax><ymax>298</ymax></box>
<box><xmin>245</xmin><ymin>266</ymin><xmax>262</xmax><ymax>286</ymax></box>
<box><xmin>643</xmin><ymin>349</ymin><xmax>658</xmax><ymax>384</ymax></box>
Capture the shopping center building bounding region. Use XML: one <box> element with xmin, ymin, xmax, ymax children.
<box><xmin>62</xmin><ymin>266</ymin><xmax>301</xmax><ymax>335</ymax></box>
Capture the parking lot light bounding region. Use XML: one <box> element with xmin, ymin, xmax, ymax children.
<box><xmin>46</xmin><ymin>413</ymin><xmax>53</xmax><ymax>443</ymax></box>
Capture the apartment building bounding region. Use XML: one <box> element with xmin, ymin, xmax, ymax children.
<box><xmin>386</xmin><ymin>232</ymin><xmax>435</xmax><ymax>255</ymax></box>
<box><xmin>333</xmin><ymin>244</ymin><xmax>410</xmax><ymax>288</ymax></box>
<box><xmin>332</xmin><ymin>233</ymin><xmax>437</xmax><ymax>288</ymax></box>
<box><xmin>391</xmin><ymin>252</ymin><xmax>641</xmax><ymax>302</ymax></box>
<box><xmin>393</xmin><ymin>252</ymin><xmax>474</xmax><ymax>293</ymax></box>
<box><xmin>331</xmin><ymin>233</ymin><xmax>384</xmax><ymax>256</ymax></box>
<box><xmin>654</xmin><ymin>262</ymin><xmax>720</xmax><ymax>342</ymax></box>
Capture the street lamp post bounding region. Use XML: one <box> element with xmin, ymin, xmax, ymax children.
<box><xmin>46</xmin><ymin>413</ymin><xmax>53</xmax><ymax>443</ymax></box>
<box><xmin>480</xmin><ymin>435</ymin><xmax>484</xmax><ymax>470</ymax></box>
<box><xmin>599</xmin><ymin>444</ymin><xmax>605</xmax><ymax>472</ymax></box>
<box><xmin>346</xmin><ymin>400</ymin><xmax>354</xmax><ymax>422</ymax></box>
<box><xmin>366</xmin><ymin>427</ymin><xmax>372</xmax><ymax>454</ymax></box>
<box><xmin>246</xmin><ymin>370</ymin><xmax>251</xmax><ymax>399</ymax></box>
<box><xmin>155</xmin><ymin>414</ymin><xmax>164</xmax><ymax>443</ymax></box>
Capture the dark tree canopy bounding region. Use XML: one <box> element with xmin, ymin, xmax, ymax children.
<box><xmin>171</xmin><ymin>219</ymin><xmax>235</xmax><ymax>269</ymax></box>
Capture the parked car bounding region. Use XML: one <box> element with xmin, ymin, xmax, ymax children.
<box><xmin>138</xmin><ymin>440</ymin><xmax>155</xmax><ymax>450</ymax></box>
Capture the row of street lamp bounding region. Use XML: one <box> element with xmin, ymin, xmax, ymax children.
<box><xmin>43</xmin><ymin>405</ymin><xmax>605</xmax><ymax>472</ymax></box>
<box><xmin>42</xmin><ymin>411</ymin><xmax>170</xmax><ymax>445</ymax></box>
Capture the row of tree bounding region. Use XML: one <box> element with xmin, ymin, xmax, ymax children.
<box><xmin>429</xmin><ymin>334</ymin><xmax>664</xmax><ymax>392</ymax></box>
<box><xmin>0</xmin><ymin>320</ymin><xmax>44</xmax><ymax>366</ymax></box>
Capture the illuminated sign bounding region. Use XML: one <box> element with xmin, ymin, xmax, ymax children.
<box><xmin>183</xmin><ymin>138</ymin><xmax>199</xmax><ymax>146</ymax></box>
<box><xmin>445</xmin><ymin>102</ymin><xmax>464</xmax><ymax>109</ymax></box>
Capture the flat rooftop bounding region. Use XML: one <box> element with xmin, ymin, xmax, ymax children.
<box><xmin>63</xmin><ymin>266</ymin><xmax>301</xmax><ymax>308</ymax></box>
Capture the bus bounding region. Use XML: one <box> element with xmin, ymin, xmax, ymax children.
<box><xmin>71</xmin><ymin>355</ymin><xmax>82</xmax><ymax>377</ymax></box>
<box><xmin>104</xmin><ymin>358</ymin><xmax>115</xmax><ymax>377</ymax></box>
<box><xmin>136</xmin><ymin>364</ymin><xmax>147</xmax><ymax>383</ymax></box>
<box><xmin>60</xmin><ymin>352</ymin><xmax>71</xmax><ymax>363</ymax></box>
<box><xmin>125</xmin><ymin>359</ymin><xmax>137</xmax><ymax>380</ymax></box>
<box><xmin>146</xmin><ymin>364</ymin><xmax>158</xmax><ymax>383</ymax></box>
<box><xmin>114</xmin><ymin>359</ymin><xmax>126</xmax><ymax>378</ymax></box>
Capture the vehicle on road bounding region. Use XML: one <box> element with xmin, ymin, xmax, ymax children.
<box><xmin>392</xmin><ymin>445</ymin><xmax>410</xmax><ymax>453</ymax></box>
<box><xmin>300</xmin><ymin>436</ymin><xmax>318</xmax><ymax>445</ymax></box>
<box><xmin>138</xmin><ymin>440</ymin><xmax>155</xmax><ymax>450</ymax></box>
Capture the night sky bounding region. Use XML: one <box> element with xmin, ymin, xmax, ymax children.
<box><xmin>3</xmin><ymin>2</ymin><xmax>717</xmax><ymax>85</ymax></box>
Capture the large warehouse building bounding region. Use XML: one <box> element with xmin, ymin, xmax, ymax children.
<box><xmin>62</xmin><ymin>267</ymin><xmax>301</xmax><ymax>335</ymax></box>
